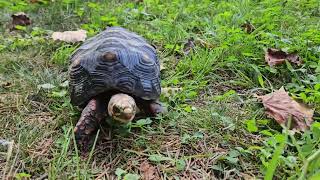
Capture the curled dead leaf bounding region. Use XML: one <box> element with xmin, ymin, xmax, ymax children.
<box><xmin>257</xmin><ymin>87</ymin><xmax>314</xmax><ymax>131</ymax></box>
<box><xmin>139</xmin><ymin>161</ymin><xmax>156</xmax><ymax>180</ymax></box>
<box><xmin>11</xmin><ymin>12</ymin><xmax>31</xmax><ymax>30</ymax></box>
<box><xmin>265</xmin><ymin>48</ymin><xmax>301</xmax><ymax>66</ymax></box>
<box><xmin>51</xmin><ymin>29</ymin><xmax>87</xmax><ymax>43</ymax></box>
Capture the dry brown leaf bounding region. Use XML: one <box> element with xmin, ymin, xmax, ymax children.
<box><xmin>139</xmin><ymin>161</ymin><xmax>156</xmax><ymax>180</ymax></box>
<box><xmin>51</xmin><ymin>29</ymin><xmax>87</xmax><ymax>43</ymax></box>
<box><xmin>11</xmin><ymin>12</ymin><xmax>31</xmax><ymax>30</ymax></box>
<box><xmin>265</xmin><ymin>48</ymin><xmax>301</xmax><ymax>66</ymax></box>
<box><xmin>257</xmin><ymin>87</ymin><xmax>314</xmax><ymax>131</ymax></box>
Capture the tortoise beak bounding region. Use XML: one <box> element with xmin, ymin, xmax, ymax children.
<box><xmin>108</xmin><ymin>93</ymin><xmax>136</xmax><ymax>123</ymax></box>
<box><xmin>112</xmin><ymin>105</ymin><xmax>135</xmax><ymax>123</ymax></box>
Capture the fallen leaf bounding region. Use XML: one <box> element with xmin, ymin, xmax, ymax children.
<box><xmin>51</xmin><ymin>29</ymin><xmax>87</xmax><ymax>43</ymax></box>
<box><xmin>257</xmin><ymin>87</ymin><xmax>314</xmax><ymax>131</ymax></box>
<box><xmin>241</xmin><ymin>21</ymin><xmax>255</xmax><ymax>34</ymax></box>
<box><xmin>265</xmin><ymin>48</ymin><xmax>302</xmax><ymax>66</ymax></box>
<box><xmin>11</xmin><ymin>12</ymin><xmax>31</xmax><ymax>30</ymax></box>
<box><xmin>139</xmin><ymin>161</ymin><xmax>156</xmax><ymax>180</ymax></box>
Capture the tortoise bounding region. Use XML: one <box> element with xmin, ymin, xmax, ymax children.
<box><xmin>69</xmin><ymin>27</ymin><xmax>165</xmax><ymax>151</ymax></box>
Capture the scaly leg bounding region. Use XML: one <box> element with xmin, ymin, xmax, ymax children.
<box><xmin>74</xmin><ymin>98</ymin><xmax>107</xmax><ymax>152</ymax></box>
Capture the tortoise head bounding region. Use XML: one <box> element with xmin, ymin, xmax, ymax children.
<box><xmin>107</xmin><ymin>93</ymin><xmax>136</xmax><ymax>123</ymax></box>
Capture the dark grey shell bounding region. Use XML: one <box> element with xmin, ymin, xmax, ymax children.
<box><xmin>69</xmin><ymin>27</ymin><xmax>161</xmax><ymax>106</ymax></box>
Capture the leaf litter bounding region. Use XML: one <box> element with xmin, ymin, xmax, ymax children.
<box><xmin>51</xmin><ymin>29</ymin><xmax>87</xmax><ymax>43</ymax></box>
<box><xmin>265</xmin><ymin>48</ymin><xmax>302</xmax><ymax>66</ymax></box>
<box><xmin>10</xmin><ymin>12</ymin><xmax>31</xmax><ymax>30</ymax></box>
<box><xmin>139</xmin><ymin>161</ymin><xmax>157</xmax><ymax>180</ymax></box>
<box><xmin>257</xmin><ymin>87</ymin><xmax>314</xmax><ymax>131</ymax></box>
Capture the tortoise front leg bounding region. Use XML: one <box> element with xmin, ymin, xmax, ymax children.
<box><xmin>74</xmin><ymin>98</ymin><xmax>107</xmax><ymax>152</ymax></box>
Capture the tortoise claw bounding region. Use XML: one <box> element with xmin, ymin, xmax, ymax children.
<box><xmin>149</xmin><ymin>101</ymin><xmax>167</xmax><ymax>117</ymax></box>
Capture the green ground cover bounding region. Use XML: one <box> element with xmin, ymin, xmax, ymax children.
<box><xmin>0</xmin><ymin>0</ymin><xmax>320</xmax><ymax>179</ymax></box>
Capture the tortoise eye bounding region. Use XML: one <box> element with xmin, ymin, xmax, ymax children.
<box><xmin>113</xmin><ymin>106</ymin><xmax>121</xmax><ymax>114</ymax></box>
<box><xmin>103</xmin><ymin>52</ymin><xmax>117</xmax><ymax>61</ymax></box>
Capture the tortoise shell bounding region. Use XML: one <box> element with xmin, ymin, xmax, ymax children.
<box><xmin>69</xmin><ymin>27</ymin><xmax>161</xmax><ymax>107</ymax></box>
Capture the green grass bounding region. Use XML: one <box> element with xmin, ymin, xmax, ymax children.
<box><xmin>0</xmin><ymin>0</ymin><xmax>320</xmax><ymax>179</ymax></box>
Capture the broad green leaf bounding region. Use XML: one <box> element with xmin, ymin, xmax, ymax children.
<box><xmin>275</xmin><ymin>134</ymin><xmax>286</xmax><ymax>143</ymax></box>
<box><xmin>37</xmin><ymin>83</ymin><xmax>56</xmax><ymax>90</ymax></box>
<box><xmin>181</xmin><ymin>133</ymin><xmax>191</xmax><ymax>144</ymax></box>
<box><xmin>257</xmin><ymin>74</ymin><xmax>265</xmax><ymax>88</ymax></box>
<box><xmin>192</xmin><ymin>132</ymin><xmax>204</xmax><ymax>139</ymax></box>
<box><xmin>228</xmin><ymin>150</ymin><xmax>240</xmax><ymax>157</ymax></box>
<box><xmin>176</xmin><ymin>159</ymin><xmax>186</xmax><ymax>171</ymax></box>
<box><xmin>115</xmin><ymin>168</ymin><xmax>126</xmax><ymax>177</ymax></box>
<box><xmin>310</xmin><ymin>172</ymin><xmax>320</xmax><ymax>180</ymax></box>
<box><xmin>148</xmin><ymin>154</ymin><xmax>172</xmax><ymax>162</ymax></box>
<box><xmin>226</xmin><ymin>156</ymin><xmax>238</xmax><ymax>164</ymax></box>
<box><xmin>311</xmin><ymin>122</ymin><xmax>320</xmax><ymax>140</ymax></box>
<box><xmin>250</xmin><ymin>64</ymin><xmax>264</xmax><ymax>88</ymax></box>
<box><xmin>15</xmin><ymin>25</ymin><xmax>27</xmax><ymax>31</ymax></box>
<box><xmin>15</xmin><ymin>172</ymin><xmax>31</xmax><ymax>179</ymax></box>
<box><xmin>260</xmin><ymin>130</ymin><xmax>273</xmax><ymax>136</ymax></box>
<box><xmin>184</xmin><ymin>105</ymin><xmax>192</xmax><ymax>113</ymax></box>
<box><xmin>123</xmin><ymin>173</ymin><xmax>140</xmax><ymax>180</ymax></box>
<box><xmin>245</xmin><ymin>119</ymin><xmax>258</xmax><ymax>133</ymax></box>
<box><xmin>135</xmin><ymin>118</ymin><xmax>152</xmax><ymax>126</ymax></box>
<box><xmin>51</xmin><ymin>90</ymin><xmax>67</xmax><ymax>98</ymax></box>
<box><xmin>257</xmin><ymin>119</ymin><xmax>270</xmax><ymax>125</ymax></box>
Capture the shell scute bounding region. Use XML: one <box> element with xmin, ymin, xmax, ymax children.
<box><xmin>69</xmin><ymin>27</ymin><xmax>161</xmax><ymax>106</ymax></box>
